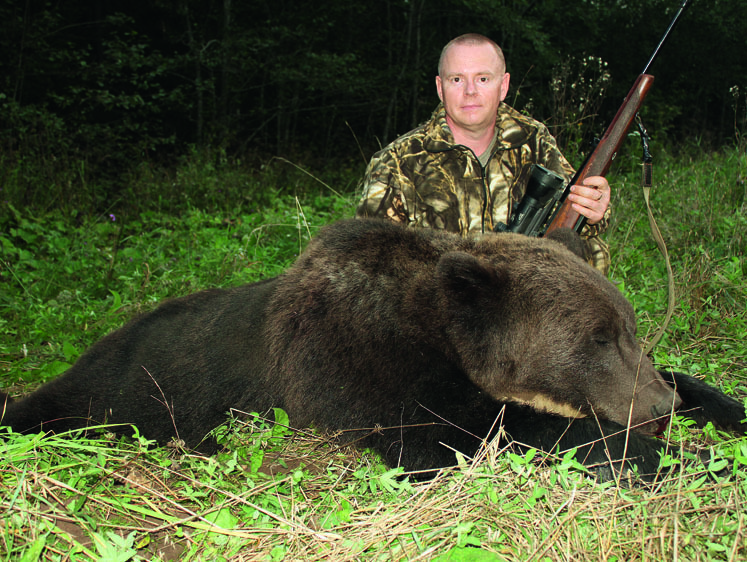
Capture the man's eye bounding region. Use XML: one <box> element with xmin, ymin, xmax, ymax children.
<box><xmin>479</xmin><ymin>77</ymin><xmax>489</xmax><ymax>83</ymax></box>
<box><xmin>452</xmin><ymin>77</ymin><xmax>461</xmax><ymax>83</ymax></box>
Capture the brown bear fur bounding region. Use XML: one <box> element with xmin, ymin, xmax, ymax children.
<box><xmin>2</xmin><ymin>219</ymin><xmax>745</xmax><ymax>480</ymax></box>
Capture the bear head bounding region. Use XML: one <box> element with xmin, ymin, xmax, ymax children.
<box><xmin>436</xmin><ymin>230</ymin><xmax>682</xmax><ymax>433</ymax></box>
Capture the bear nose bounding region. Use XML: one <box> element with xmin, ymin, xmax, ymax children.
<box><xmin>651</xmin><ymin>391</ymin><xmax>683</xmax><ymax>419</ymax></box>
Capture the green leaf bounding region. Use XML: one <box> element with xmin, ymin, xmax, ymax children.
<box><xmin>249</xmin><ymin>449</ymin><xmax>265</xmax><ymax>474</ymax></box>
<box><xmin>272</xmin><ymin>407</ymin><xmax>290</xmax><ymax>437</ymax></box>
<box><xmin>39</xmin><ymin>360</ymin><xmax>72</xmax><ymax>381</ymax></box>
<box><xmin>62</xmin><ymin>340</ymin><xmax>80</xmax><ymax>362</ymax></box>
<box><xmin>90</xmin><ymin>531</ymin><xmax>137</xmax><ymax>562</ymax></box>
<box><xmin>19</xmin><ymin>534</ymin><xmax>47</xmax><ymax>562</ymax></box>
<box><xmin>707</xmin><ymin>457</ymin><xmax>729</xmax><ymax>474</ymax></box>
<box><xmin>107</xmin><ymin>290</ymin><xmax>123</xmax><ymax>316</ymax></box>
<box><xmin>271</xmin><ymin>546</ymin><xmax>287</xmax><ymax>561</ymax></box>
<box><xmin>206</xmin><ymin>507</ymin><xmax>238</xmax><ymax>531</ymax></box>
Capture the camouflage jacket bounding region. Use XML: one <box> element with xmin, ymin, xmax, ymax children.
<box><xmin>355</xmin><ymin>103</ymin><xmax>611</xmax><ymax>274</ymax></box>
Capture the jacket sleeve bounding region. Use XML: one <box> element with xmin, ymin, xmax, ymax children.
<box><xmin>355</xmin><ymin>147</ymin><xmax>411</xmax><ymax>224</ymax></box>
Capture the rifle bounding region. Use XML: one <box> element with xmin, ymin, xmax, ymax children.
<box><xmin>496</xmin><ymin>0</ymin><xmax>690</xmax><ymax>237</ymax></box>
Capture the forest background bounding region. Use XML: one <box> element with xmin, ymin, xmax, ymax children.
<box><xmin>1</xmin><ymin>0</ymin><xmax>746</xmax><ymax>215</ymax></box>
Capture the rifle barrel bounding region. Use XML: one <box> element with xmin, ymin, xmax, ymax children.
<box><xmin>642</xmin><ymin>0</ymin><xmax>690</xmax><ymax>75</ymax></box>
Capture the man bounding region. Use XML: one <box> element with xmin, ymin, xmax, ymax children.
<box><xmin>356</xmin><ymin>33</ymin><xmax>611</xmax><ymax>274</ymax></box>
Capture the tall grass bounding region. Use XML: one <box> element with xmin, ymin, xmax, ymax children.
<box><xmin>607</xmin><ymin>146</ymin><xmax>746</xmax><ymax>390</ymax></box>
<box><xmin>1</xmin><ymin>145</ymin><xmax>745</xmax><ymax>560</ymax></box>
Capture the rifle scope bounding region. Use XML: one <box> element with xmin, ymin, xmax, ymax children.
<box><xmin>495</xmin><ymin>164</ymin><xmax>566</xmax><ymax>234</ymax></box>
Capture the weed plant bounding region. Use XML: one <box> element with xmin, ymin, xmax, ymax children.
<box><xmin>1</xmin><ymin>146</ymin><xmax>746</xmax><ymax>560</ymax></box>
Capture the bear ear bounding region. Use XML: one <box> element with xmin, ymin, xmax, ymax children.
<box><xmin>437</xmin><ymin>252</ymin><xmax>508</xmax><ymax>303</ymax></box>
<box><xmin>545</xmin><ymin>228</ymin><xmax>588</xmax><ymax>261</ymax></box>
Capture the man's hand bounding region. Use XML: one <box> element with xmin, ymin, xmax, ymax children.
<box><xmin>568</xmin><ymin>176</ymin><xmax>610</xmax><ymax>225</ymax></box>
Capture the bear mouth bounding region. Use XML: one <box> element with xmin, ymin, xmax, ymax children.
<box><xmin>650</xmin><ymin>416</ymin><xmax>671</xmax><ymax>436</ymax></box>
<box><xmin>620</xmin><ymin>413</ymin><xmax>672</xmax><ymax>437</ymax></box>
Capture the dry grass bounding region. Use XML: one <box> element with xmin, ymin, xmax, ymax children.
<box><xmin>2</xmin><ymin>417</ymin><xmax>745</xmax><ymax>561</ymax></box>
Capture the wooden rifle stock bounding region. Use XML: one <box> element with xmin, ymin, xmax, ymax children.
<box><xmin>545</xmin><ymin>73</ymin><xmax>655</xmax><ymax>234</ymax></box>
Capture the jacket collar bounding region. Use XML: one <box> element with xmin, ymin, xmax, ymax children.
<box><xmin>422</xmin><ymin>103</ymin><xmax>536</xmax><ymax>154</ymax></box>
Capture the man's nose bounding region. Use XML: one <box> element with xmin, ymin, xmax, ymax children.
<box><xmin>465</xmin><ymin>79</ymin><xmax>477</xmax><ymax>95</ymax></box>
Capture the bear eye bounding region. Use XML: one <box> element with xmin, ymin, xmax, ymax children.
<box><xmin>592</xmin><ymin>330</ymin><xmax>612</xmax><ymax>346</ymax></box>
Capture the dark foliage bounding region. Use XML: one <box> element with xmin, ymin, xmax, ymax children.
<box><xmin>0</xmin><ymin>0</ymin><xmax>744</xmax><ymax>209</ymax></box>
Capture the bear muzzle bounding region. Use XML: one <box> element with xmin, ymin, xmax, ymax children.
<box><xmin>633</xmin><ymin>382</ymin><xmax>683</xmax><ymax>434</ymax></box>
<box><xmin>651</xmin><ymin>393</ymin><xmax>683</xmax><ymax>419</ymax></box>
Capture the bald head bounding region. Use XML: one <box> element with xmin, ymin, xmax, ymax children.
<box><xmin>438</xmin><ymin>34</ymin><xmax>506</xmax><ymax>77</ymax></box>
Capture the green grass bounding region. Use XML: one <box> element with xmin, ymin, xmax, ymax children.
<box><xmin>607</xmin><ymin>146</ymin><xmax>747</xmax><ymax>390</ymax></box>
<box><xmin>1</xmin><ymin>146</ymin><xmax>746</xmax><ymax>560</ymax></box>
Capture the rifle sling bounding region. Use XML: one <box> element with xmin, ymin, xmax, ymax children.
<box><xmin>637</xmin><ymin>116</ymin><xmax>675</xmax><ymax>354</ymax></box>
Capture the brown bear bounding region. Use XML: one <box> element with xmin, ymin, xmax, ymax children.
<box><xmin>1</xmin><ymin>219</ymin><xmax>745</xmax><ymax>480</ymax></box>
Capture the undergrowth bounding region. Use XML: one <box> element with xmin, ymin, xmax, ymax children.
<box><xmin>607</xmin><ymin>145</ymin><xmax>746</xmax><ymax>391</ymax></box>
<box><xmin>1</xmin><ymin>145</ymin><xmax>746</xmax><ymax>560</ymax></box>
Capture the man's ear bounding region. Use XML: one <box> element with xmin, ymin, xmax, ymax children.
<box><xmin>499</xmin><ymin>72</ymin><xmax>510</xmax><ymax>101</ymax></box>
<box><xmin>435</xmin><ymin>75</ymin><xmax>444</xmax><ymax>102</ymax></box>
<box><xmin>545</xmin><ymin>228</ymin><xmax>588</xmax><ymax>261</ymax></box>
<box><xmin>437</xmin><ymin>251</ymin><xmax>507</xmax><ymax>305</ymax></box>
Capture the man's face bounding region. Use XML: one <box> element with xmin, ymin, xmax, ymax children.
<box><xmin>436</xmin><ymin>42</ymin><xmax>510</xmax><ymax>136</ymax></box>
